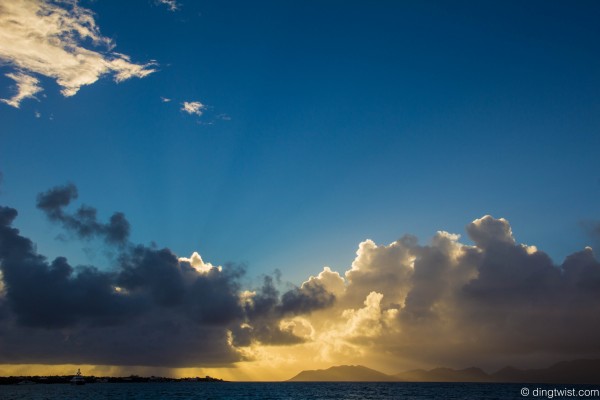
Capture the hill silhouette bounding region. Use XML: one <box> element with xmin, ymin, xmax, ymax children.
<box><xmin>288</xmin><ymin>365</ymin><xmax>392</xmax><ymax>382</ymax></box>
<box><xmin>287</xmin><ymin>359</ymin><xmax>600</xmax><ymax>383</ymax></box>
<box><xmin>491</xmin><ymin>359</ymin><xmax>600</xmax><ymax>384</ymax></box>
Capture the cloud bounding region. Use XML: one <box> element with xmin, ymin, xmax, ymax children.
<box><xmin>169</xmin><ymin>99</ymin><xmax>231</xmax><ymax>123</ymax></box>
<box><xmin>230</xmin><ymin>271</ymin><xmax>336</xmax><ymax>347</ymax></box>
<box><xmin>292</xmin><ymin>216</ymin><xmax>600</xmax><ymax>370</ymax></box>
<box><xmin>36</xmin><ymin>184</ymin><xmax>130</xmax><ymax>246</ymax></box>
<box><xmin>181</xmin><ymin>101</ymin><xmax>205</xmax><ymax>116</ymax></box>
<box><xmin>466</xmin><ymin>215</ymin><xmax>515</xmax><ymax>248</ymax></box>
<box><xmin>2</xmin><ymin>183</ymin><xmax>600</xmax><ymax>371</ymax></box>
<box><xmin>179</xmin><ymin>251</ymin><xmax>221</xmax><ymax>273</ymax></box>
<box><xmin>0</xmin><ymin>72</ymin><xmax>43</xmax><ymax>108</ymax></box>
<box><xmin>280</xmin><ymin>277</ymin><xmax>336</xmax><ymax>315</ymax></box>
<box><xmin>0</xmin><ymin>202</ymin><xmax>243</xmax><ymax>366</ymax></box>
<box><xmin>156</xmin><ymin>0</ymin><xmax>180</xmax><ymax>12</ymax></box>
<box><xmin>0</xmin><ymin>205</ymin><xmax>137</xmax><ymax>329</ymax></box>
<box><xmin>0</xmin><ymin>0</ymin><xmax>156</xmax><ymax>108</ymax></box>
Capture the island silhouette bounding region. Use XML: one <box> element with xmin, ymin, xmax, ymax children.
<box><xmin>0</xmin><ymin>374</ymin><xmax>225</xmax><ymax>385</ymax></box>
<box><xmin>288</xmin><ymin>359</ymin><xmax>600</xmax><ymax>384</ymax></box>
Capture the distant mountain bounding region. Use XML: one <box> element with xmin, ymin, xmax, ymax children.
<box><xmin>287</xmin><ymin>359</ymin><xmax>600</xmax><ymax>384</ymax></box>
<box><xmin>491</xmin><ymin>359</ymin><xmax>600</xmax><ymax>384</ymax></box>
<box><xmin>288</xmin><ymin>365</ymin><xmax>393</xmax><ymax>382</ymax></box>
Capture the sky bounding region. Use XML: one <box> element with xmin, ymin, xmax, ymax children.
<box><xmin>0</xmin><ymin>0</ymin><xmax>600</xmax><ymax>381</ymax></box>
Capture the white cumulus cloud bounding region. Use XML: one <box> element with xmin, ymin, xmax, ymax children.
<box><xmin>181</xmin><ymin>101</ymin><xmax>205</xmax><ymax>116</ymax></box>
<box><xmin>179</xmin><ymin>251</ymin><xmax>221</xmax><ymax>273</ymax></box>
<box><xmin>156</xmin><ymin>0</ymin><xmax>180</xmax><ymax>12</ymax></box>
<box><xmin>0</xmin><ymin>0</ymin><xmax>156</xmax><ymax>108</ymax></box>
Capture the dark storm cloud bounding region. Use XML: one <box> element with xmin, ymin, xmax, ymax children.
<box><xmin>245</xmin><ymin>273</ymin><xmax>336</xmax><ymax>322</ymax></box>
<box><xmin>183</xmin><ymin>264</ymin><xmax>246</xmax><ymax>325</ymax></box>
<box><xmin>0</xmin><ymin>201</ymin><xmax>243</xmax><ymax>365</ymax></box>
<box><xmin>280</xmin><ymin>279</ymin><xmax>335</xmax><ymax>315</ymax></box>
<box><xmin>0</xmin><ymin>184</ymin><xmax>337</xmax><ymax>366</ymax></box>
<box><xmin>246</xmin><ymin>282</ymin><xmax>335</xmax><ymax>346</ymax></box>
<box><xmin>36</xmin><ymin>184</ymin><xmax>130</xmax><ymax>245</ymax></box>
<box><xmin>232</xmin><ymin>276</ymin><xmax>301</xmax><ymax>345</ymax></box>
<box><xmin>0</xmin><ymin>205</ymin><xmax>140</xmax><ymax>328</ymax></box>
<box><xmin>229</xmin><ymin>274</ymin><xmax>337</xmax><ymax>347</ymax></box>
<box><xmin>117</xmin><ymin>246</ymin><xmax>186</xmax><ymax>308</ymax></box>
<box><xmin>0</xmin><ymin>313</ymin><xmax>241</xmax><ymax>367</ymax></box>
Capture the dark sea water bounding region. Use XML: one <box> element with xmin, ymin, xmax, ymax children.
<box><xmin>1</xmin><ymin>382</ymin><xmax>599</xmax><ymax>400</ymax></box>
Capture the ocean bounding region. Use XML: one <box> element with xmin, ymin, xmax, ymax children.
<box><xmin>1</xmin><ymin>382</ymin><xmax>599</xmax><ymax>400</ymax></box>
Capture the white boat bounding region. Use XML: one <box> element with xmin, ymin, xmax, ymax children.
<box><xmin>70</xmin><ymin>368</ymin><xmax>85</xmax><ymax>385</ymax></box>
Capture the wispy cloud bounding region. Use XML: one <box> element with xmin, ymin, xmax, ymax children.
<box><xmin>0</xmin><ymin>0</ymin><xmax>156</xmax><ymax>108</ymax></box>
<box><xmin>169</xmin><ymin>98</ymin><xmax>229</xmax><ymax>124</ymax></box>
<box><xmin>0</xmin><ymin>72</ymin><xmax>43</xmax><ymax>108</ymax></box>
<box><xmin>181</xmin><ymin>101</ymin><xmax>205</xmax><ymax>116</ymax></box>
<box><xmin>156</xmin><ymin>0</ymin><xmax>180</xmax><ymax>12</ymax></box>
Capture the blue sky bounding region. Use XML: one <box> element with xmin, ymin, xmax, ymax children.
<box><xmin>1</xmin><ymin>0</ymin><xmax>600</xmax><ymax>285</ymax></box>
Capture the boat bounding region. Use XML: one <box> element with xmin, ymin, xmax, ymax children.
<box><xmin>70</xmin><ymin>368</ymin><xmax>85</xmax><ymax>385</ymax></box>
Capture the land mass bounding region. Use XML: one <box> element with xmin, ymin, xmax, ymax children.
<box><xmin>0</xmin><ymin>375</ymin><xmax>225</xmax><ymax>385</ymax></box>
<box><xmin>289</xmin><ymin>365</ymin><xmax>392</xmax><ymax>382</ymax></box>
<box><xmin>288</xmin><ymin>359</ymin><xmax>600</xmax><ymax>384</ymax></box>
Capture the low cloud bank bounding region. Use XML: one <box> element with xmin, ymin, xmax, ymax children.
<box><xmin>1</xmin><ymin>185</ymin><xmax>599</xmax><ymax>368</ymax></box>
